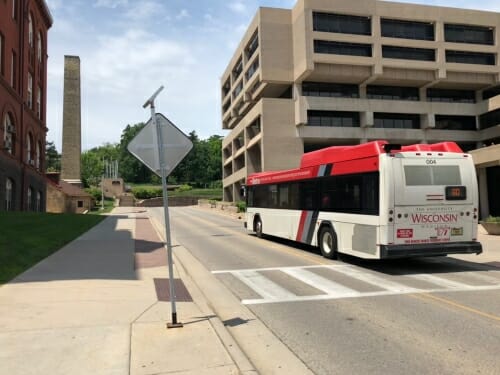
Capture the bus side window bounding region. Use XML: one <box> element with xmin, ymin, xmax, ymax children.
<box><xmin>300</xmin><ymin>181</ymin><xmax>318</xmax><ymax>210</ymax></box>
<box><xmin>279</xmin><ymin>184</ymin><xmax>289</xmax><ymax>208</ymax></box>
<box><xmin>289</xmin><ymin>183</ymin><xmax>300</xmax><ymax>210</ymax></box>
<box><xmin>269</xmin><ymin>185</ymin><xmax>278</xmax><ymax>208</ymax></box>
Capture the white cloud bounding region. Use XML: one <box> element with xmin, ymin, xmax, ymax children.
<box><xmin>93</xmin><ymin>0</ymin><xmax>128</xmax><ymax>8</ymax></box>
<box><xmin>176</xmin><ymin>9</ymin><xmax>190</xmax><ymax>20</ymax></box>
<box><xmin>124</xmin><ymin>1</ymin><xmax>164</xmax><ymax>21</ymax></box>
<box><xmin>85</xmin><ymin>29</ymin><xmax>194</xmax><ymax>94</ymax></box>
<box><xmin>228</xmin><ymin>2</ymin><xmax>247</xmax><ymax>14</ymax></box>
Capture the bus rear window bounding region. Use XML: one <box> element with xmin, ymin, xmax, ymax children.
<box><xmin>404</xmin><ymin>165</ymin><xmax>461</xmax><ymax>186</ymax></box>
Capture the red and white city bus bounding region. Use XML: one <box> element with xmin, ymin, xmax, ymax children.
<box><xmin>244</xmin><ymin>141</ymin><xmax>482</xmax><ymax>259</ymax></box>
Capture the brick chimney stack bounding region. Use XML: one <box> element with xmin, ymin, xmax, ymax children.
<box><xmin>60</xmin><ymin>55</ymin><xmax>82</xmax><ymax>186</ymax></box>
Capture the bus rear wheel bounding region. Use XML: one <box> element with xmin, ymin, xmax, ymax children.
<box><xmin>255</xmin><ymin>217</ymin><xmax>263</xmax><ymax>238</ymax></box>
<box><xmin>319</xmin><ymin>226</ymin><xmax>338</xmax><ymax>260</ymax></box>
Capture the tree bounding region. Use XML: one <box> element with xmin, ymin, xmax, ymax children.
<box><xmin>118</xmin><ymin>123</ymin><xmax>156</xmax><ymax>183</ymax></box>
<box><xmin>205</xmin><ymin>135</ymin><xmax>223</xmax><ymax>183</ymax></box>
<box><xmin>45</xmin><ymin>141</ymin><xmax>60</xmax><ymax>172</ymax></box>
<box><xmin>170</xmin><ymin>131</ymin><xmax>222</xmax><ymax>186</ymax></box>
<box><xmin>81</xmin><ymin>143</ymin><xmax>120</xmax><ymax>187</ymax></box>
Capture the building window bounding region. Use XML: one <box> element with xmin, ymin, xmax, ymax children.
<box><xmin>27</xmin><ymin>73</ymin><xmax>33</xmax><ymax>108</ymax></box>
<box><xmin>36</xmin><ymin>191</ymin><xmax>41</xmax><ymax>212</ymax></box>
<box><xmin>313</xmin><ymin>12</ymin><xmax>371</xmax><ymax>36</ymax></box>
<box><xmin>12</xmin><ymin>0</ymin><xmax>17</xmax><ymax>20</ymax></box>
<box><xmin>77</xmin><ymin>200</ymin><xmax>84</xmax><ymax>208</ymax></box>
<box><xmin>222</xmin><ymin>77</ymin><xmax>230</xmax><ymax>98</ymax></box>
<box><xmin>480</xmin><ymin>109</ymin><xmax>500</xmax><ymax>130</ymax></box>
<box><xmin>427</xmin><ymin>88</ymin><xmax>476</xmax><ymax>103</ymax></box>
<box><xmin>367</xmin><ymin>85</ymin><xmax>419</xmax><ymax>101</ymax></box>
<box><xmin>36</xmin><ymin>86</ymin><xmax>42</xmax><ymax>119</ymax></box>
<box><xmin>374</xmin><ymin>113</ymin><xmax>420</xmax><ymax>129</ymax></box>
<box><xmin>245</xmin><ymin>57</ymin><xmax>259</xmax><ymax>81</ymax></box>
<box><xmin>446</xmin><ymin>50</ymin><xmax>496</xmax><ymax>65</ymax></box>
<box><xmin>28</xmin><ymin>14</ymin><xmax>34</xmax><ymax>47</ymax></box>
<box><xmin>27</xmin><ymin>187</ymin><xmax>33</xmax><ymax>211</ymax></box>
<box><xmin>483</xmin><ymin>86</ymin><xmax>500</xmax><ymax>100</ymax></box>
<box><xmin>36</xmin><ymin>141</ymin><xmax>41</xmax><ymax>169</ymax></box>
<box><xmin>37</xmin><ymin>32</ymin><xmax>42</xmax><ymax>61</ymax></box>
<box><xmin>26</xmin><ymin>133</ymin><xmax>32</xmax><ymax>164</ymax></box>
<box><xmin>382</xmin><ymin>45</ymin><xmax>435</xmax><ymax>61</ymax></box>
<box><xmin>3</xmin><ymin>113</ymin><xmax>15</xmax><ymax>155</ymax></box>
<box><xmin>314</xmin><ymin>40</ymin><xmax>372</xmax><ymax>57</ymax></box>
<box><xmin>0</xmin><ymin>33</ymin><xmax>4</xmax><ymax>76</ymax></box>
<box><xmin>232</xmin><ymin>57</ymin><xmax>243</xmax><ymax>81</ymax></box>
<box><xmin>245</xmin><ymin>31</ymin><xmax>259</xmax><ymax>60</ymax></box>
<box><xmin>11</xmin><ymin>51</ymin><xmax>16</xmax><ymax>89</ymax></box>
<box><xmin>6</xmin><ymin>178</ymin><xmax>14</xmax><ymax>211</ymax></box>
<box><xmin>222</xmin><ymin>98</ymin><xmax>231</xmax><ymax>114</ymax></box>
<box><xmin>247</xmin><ymin>116</ymin><xmax>261</xmax><ymax>139</ymax></box>
<box><xmin>435</xmin><ymin>115</ymin><xmax>477</xmax><ymax>130</ymax></box>
<box><xmin>381</xmin><ymin>18</ymin><xmax>434</xmax><ymax>41</ymax></box>
<box><xmin>308</xmin><ymin>110</ymin><xmax>360</xmax><ymax>127</ymax></box>
<box><xmin>302</xmin><ymin>82</ymin><xmax>359</xmax><ymax>98</ymax></box>
<box><xmin>444</xmin><ymin>24</ymin><xmax>494</xmax><ymax>45</ymax></box>
<box><xmin>233</xmin><ymin>80</ymin><xmax>243</xmax><ymax>99</ymax></box>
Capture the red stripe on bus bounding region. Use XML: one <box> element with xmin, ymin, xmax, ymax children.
<box><xmin>296</xmin><ymin>211</ymin><xmax>308</xmax><ymax>242</ymax></box>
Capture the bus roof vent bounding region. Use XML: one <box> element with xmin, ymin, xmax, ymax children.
<box><xmin>383</xmin><ymin>144</ymin><xmax>402</xmax><ymax>154</ymax></box>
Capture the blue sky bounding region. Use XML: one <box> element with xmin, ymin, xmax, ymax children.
<box><xmin>44</xmin><ymin>0</ymin><xmax>500</xmax><ymax>151</ymax></box>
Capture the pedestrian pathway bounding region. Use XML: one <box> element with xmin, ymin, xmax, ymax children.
<box><xmin>0</xmin><ymin>208</ymin><xmax>244</xmax><ymax>375</ymax></box>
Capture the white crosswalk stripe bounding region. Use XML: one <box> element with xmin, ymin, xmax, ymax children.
<box><xmin>328</xmin><ymin>265</ymin><xmax>419</xmax><ymax>294</ymax></box>
<box><xmin>213</xmin><ymin>265</ymin><xmax>500</xmax><ymax>305</ymax></box>
<box><xmin>282</xmin><ymin>268</ymin><xmax>359</xmax><ymax>297</ymax></box>
<box><xmin>233</xmin><ymin>270</ymin><xmax>296</xmax><ymax>300</ymax></box>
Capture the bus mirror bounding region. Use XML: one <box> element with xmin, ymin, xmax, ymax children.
<box><xmin>240</xmin><ymin>185</ymin><xmax>246</xmax><ymax>198</ymax></box>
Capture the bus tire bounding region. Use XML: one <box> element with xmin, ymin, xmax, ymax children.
<box><xmin>318</xmin><ymin>226</ymin><xmax>338</xmax><ymax>260</ymax></box>
<box><xmin>254</xmin><ymin>217</ymin><xmax>263</xmax><ymax>238</ymax></box>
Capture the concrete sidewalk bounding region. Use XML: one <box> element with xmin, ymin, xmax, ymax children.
<box><xmin>0</xmin><ymin>207</ymin><xmax>253</xmax><ymax>375</ymax></box>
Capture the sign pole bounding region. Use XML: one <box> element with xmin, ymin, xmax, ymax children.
<box><xmin>143</xmin><ymin>86</ymin><xmax>183</xmax><ymax>328</ymax></box>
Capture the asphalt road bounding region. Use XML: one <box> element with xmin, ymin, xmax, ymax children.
<box><xmin>151</xmin><ymin>206</ymin><xmax>500</xmax><ymax>375</ymax></box>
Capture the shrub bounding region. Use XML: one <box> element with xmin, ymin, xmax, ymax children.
<box><xmin>176</xmin><ymin>184</ymin><xmax>193</xmax><ymax>193</ymax></box>
<box><xmin>132</xmin><ymin>187</ymin><xmax>162</xmax><ymax>199</ymax></box>
<box><xmin>236</xmin><ymin>201</ymin><xmax>246</xmax><ymax>213</ymax></box>
<box><xmin>484</xmin><ymin>216</ymin><xmax>500</xmax><ymax>223</ymax></box>
<box><xmin>85</xmin><ymin>187</ymin><xmax>102</xmax><ymax>202</ymax></box>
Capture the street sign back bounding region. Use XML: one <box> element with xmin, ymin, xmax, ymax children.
<box><xmin>127</xmin><ymin>113</ymin><xmax>193</xmax><ymax>176</ymax></box>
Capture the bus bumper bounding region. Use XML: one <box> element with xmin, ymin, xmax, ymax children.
<box><xmin>379</xmin><ymin>242</ymin><xmax>482</xmax><ymax>259</ymax></box>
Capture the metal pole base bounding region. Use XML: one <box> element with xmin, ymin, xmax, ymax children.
<box><xmin>167</xmin><ymin>313</ymin><xmax>183</xmax><ymax>329</ymax></box>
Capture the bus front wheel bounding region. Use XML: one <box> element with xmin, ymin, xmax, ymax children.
<box><xmin>319</xmin><ymin>226</ymin><xmax>338</xmax><ymax>260</ymax></box>
<box><xmin>255</xmin><ymin>217</ymin><xmax>263</xmax><ymax>238</ymax></box>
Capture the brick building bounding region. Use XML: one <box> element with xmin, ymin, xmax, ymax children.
<box><xmin>0</xmin><ymin>0</ymin><xmax>52</xmax><ymax>211</ymax></box>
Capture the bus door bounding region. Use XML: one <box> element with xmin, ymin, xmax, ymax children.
<box><xmin>391</xmin><ymin>156</ymin><xmax>473</xmax><ymax>246</ymax></box>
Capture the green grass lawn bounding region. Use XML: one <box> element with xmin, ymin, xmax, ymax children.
<box><xmin>0</xmin><ymin>212</ymin><xmax>105</xmax><ymax>285</ymax></box>
<box><xmin>88</xmin><ymin>198</ymin><xmax>115</xmax><ymax>215</ymax></box>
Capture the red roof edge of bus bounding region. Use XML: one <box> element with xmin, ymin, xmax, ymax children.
<box><xmin>399</xmin><ymin>142</ymin><xmax>463</xmax><ymax>153</ymax></box>
<box><xmin>246</xmin><ymin>140</ymin><xmax>464</xmax><ymax>183</ymax></box>
<box><xmin>299</xmin><ymin>140</ymin><xmax>388</xmax><ymax>169</ymax></box>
